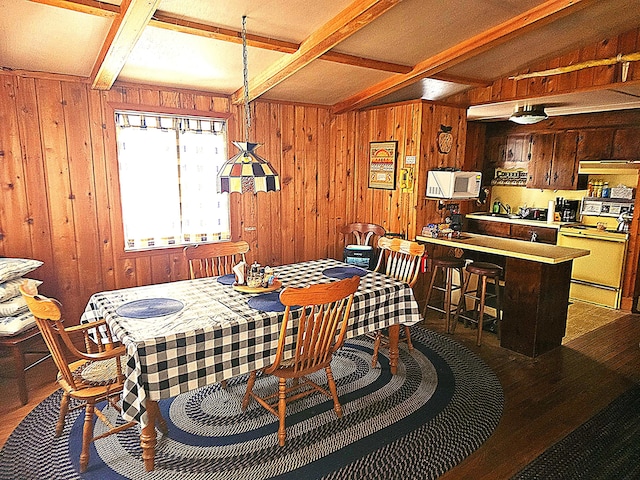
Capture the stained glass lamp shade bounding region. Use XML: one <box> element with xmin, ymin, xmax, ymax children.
<box><xmin>218</xmin><ymin>141</ymin><xmax>281</xmax><ymax>193</ymax></box>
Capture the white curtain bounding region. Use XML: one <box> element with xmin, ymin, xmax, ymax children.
<box><xmin>115</xmin><ymin>113</ymin><xmax>230</xmax><ymax>250</ymax></box>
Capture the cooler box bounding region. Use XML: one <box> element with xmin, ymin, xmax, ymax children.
<box><xmin>344</xmin><ymin>245</ymin><xmax>375</xmax><ymax>270</ymax></box>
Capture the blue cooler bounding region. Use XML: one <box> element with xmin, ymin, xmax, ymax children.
<box><xmin>343</xmin><ymin>245</ymin><xmax>375</xmax><ymax>270</ymax></box>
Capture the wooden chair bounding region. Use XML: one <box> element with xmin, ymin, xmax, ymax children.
<box><xmin>340</xmin><ymin>222</ymin><xmax>386</xmax><ymax>247</ymax></box>
<box><xmin>241</xmin><ymin>275</ymin><xmax>360</xmax><ymax>446</ymax></box>
<box><xmin>370</xmin><ymin>237</ymin><xmax>425</xmax><ymax>367</ymax></box>
<box><xmin>19</xmin><ymin>283</ymin><xmax>167</xmax><ymax>473</ymax></box>
<box><xmin>183</xmin><ymin>241</ymin><xmax>250</xmax><ymax>278</ymax></box>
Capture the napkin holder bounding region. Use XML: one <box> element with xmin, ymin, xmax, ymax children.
<box><xmin>233</xmin><ymin>261</ymin><xmax>246</xmax><ymax>285</ymax></box>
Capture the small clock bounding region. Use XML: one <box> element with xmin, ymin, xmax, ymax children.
<box><xmin>437</xmin><ymin>125</ymin><xmax>454</xmax><ymax>154</ymax></box>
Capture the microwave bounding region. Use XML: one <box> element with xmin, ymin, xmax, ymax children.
<box><xmin>426</xmin><ymin>170</ymin><xmax>482</xmax><ymax>199</ymax></box>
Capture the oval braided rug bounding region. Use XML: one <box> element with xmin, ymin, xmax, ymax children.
<box><xmin>0</xmin><ymin>327</ymin><xmax>503</xmax><ymax>480</ymax></box>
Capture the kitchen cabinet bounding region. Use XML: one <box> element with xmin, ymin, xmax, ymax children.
<box><xmin>527</xmin><ymin>134</ymin><xmax>555</xmax><ymax>189</ymax></box>
<box><xmin>577</xmin><ymin>128</ymin><xmax>615</xmax><ymax>160</ymax></box>
<box><xmin>505</xmin><ymin>134</ymin><xmax>530</xmax><ymax>163</ymax></box>
<box><xmin>466</xmin><ymin>218</ymin><xmax>557</xmax><ymax>244</ymax></box>
<box><xmin>527</xmin><ymin>132</ymin><xmax>583</xmax><ymax>190</ymax></box>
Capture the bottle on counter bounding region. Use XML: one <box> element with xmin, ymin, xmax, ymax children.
<box><xmin>602</xmin><ymin>181</ymin><xmax>610</xmax><ymax>198</ymax></box>
<box><xmin>587</xmin><ymin>180</ymin><xmax>594</xmax><ymax>197</ymax></box>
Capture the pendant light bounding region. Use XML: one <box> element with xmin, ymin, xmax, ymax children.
<box><xmin>217</xmin><ymin>16</ymin><xmax>281</xmax><ymax>194</ymax></box>
<box><xmin>509</xmin><ymin>105</ymin><xmax>548</xmax><ymax>125</ymax></box>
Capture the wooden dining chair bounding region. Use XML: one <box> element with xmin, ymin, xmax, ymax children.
<box><xmin>19</xmin><ymin>283</ymin><xmax>167</xmax><ymax>473</ymax></box>
<box><xmin>183</xmin><ymin>240</ymin><xmax>250</xmax><ymax>278</ymax></box>
<box><xmin>340</xmin><ymin>222</ymin><xmax>386</xmax><ymax>247</ymax></box>
<box><xmin>241</xmin><ymin>275</ymin><xmax>360</xmax><ymax>446</ymax></box>
<box><xmin>369</xmin><ymin>236</ymin><xmax>425</xmax><ymax>367</ymax></box>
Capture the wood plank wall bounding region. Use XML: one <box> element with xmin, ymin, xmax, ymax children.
<box><xmin>0</xmin><ymin>71</ymin><xmax>465</xmax><ymax>321</ymax></box>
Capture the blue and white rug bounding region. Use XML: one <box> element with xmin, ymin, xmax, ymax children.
<box><xmin>0</xmin><ymin>327</ymin><xmax>503</xmax><ymax>480</ymax></box>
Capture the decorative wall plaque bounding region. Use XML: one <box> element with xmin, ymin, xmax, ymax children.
<box><xmin>437</xmin><ymin>125</ymin><xmax>454</xmax><ymax>154</ymax></box>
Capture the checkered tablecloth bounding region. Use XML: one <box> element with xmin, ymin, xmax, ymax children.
<box><xmin>80</xmin><ymin>258</ymin><xmax>422</xmax><ymax>427</ymax></box>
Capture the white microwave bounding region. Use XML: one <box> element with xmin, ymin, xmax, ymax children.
<box><xmin>426</xmin><ymin>170</ymin><xmax>482</xmax><ymax>199</ymax></box>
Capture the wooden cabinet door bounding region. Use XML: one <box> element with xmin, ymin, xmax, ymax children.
<box><xmin>510</xmin><ymin>224</ymin><xmax>558</xmax><ymax>244</ymax></box>
<box><xmin>577</xmin><ymin>129</ymin><xmax>614</xmax><ymax>160</ymax></box>
<box><xmin>466</xmin><ymin>219</ymin><xmax>510</xmax><ymax>238</ymax></box>
<box><xmin>527</xmin><ymin>134</ymin><xmax>555</xmax><ymax>189</ymax></box>
<box><xmin>550</xmin><ymin>131</ymin><xmax>579</xmax><ymax>190</ymax></box>
<box><xmin>612</xmin><ymin>127</ymin><xmax>640</xmax><ymax>159</ymax></box>
<box><xmin>505</xmin><ymin>134</ymin><xmax>530</xmax><ymax>164</ymax></box>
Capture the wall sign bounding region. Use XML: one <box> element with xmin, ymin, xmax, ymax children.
<box><xmin>368</xmin><ymin>141</ymin><xmax>397</xmax><ymax>190</ymax></box>
<box><xmin>437</xmin><ymin>125</ymin><xmax>454</xmax><ymax>154</ymax></box>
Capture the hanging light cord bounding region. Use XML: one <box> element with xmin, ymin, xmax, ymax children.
<box><xmin>242</xmin><ymin>15</ymin><xmax>250</xmax><ymax>144</ymax></box>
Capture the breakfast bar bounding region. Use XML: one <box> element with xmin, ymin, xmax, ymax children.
<box><xmin>416</xmin><ymin>233</ymin><xmax>589</xmax><ymax>357</ymax></box>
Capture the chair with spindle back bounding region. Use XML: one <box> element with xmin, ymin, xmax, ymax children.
<box><xmin>19</xmin><ymin>283</ymin><xmax>167</xmax><ymax>473</ymax></box>
<box><xmin>241</xmin><ymin>275</ymin><xmax>360</xmax><ymax>446</ymax></box>
<box><xmin>369</xmin><ymin>236</ymin><xmax>425</xmax><ymax>367</ymax></box>
<box><xmin>183</xmin><ymin>241</ymin><xmax>250</xmax><ymax>278</ymax></box>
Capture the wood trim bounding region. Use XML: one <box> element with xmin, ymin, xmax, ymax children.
<box><xmin>231</xmin><ymin>0</ymin><xmax>403</xmax><ymax>105</ymax></box>
<box><xmin>29</xmin><ymin>0</ymin><xmax>119</xmax><ymax>17</ymax></box>
<box><xmin>91</xmin><ymin>0</ymin><xmax>162</xmax><ymax>90</ymax></box>
<box><xmin>331</xmin><ymin>0</ymin><xmax>594</xmax><ymax>113</ymax></box>
<box><xmin>107</xmin><ymin>102</ymin><xmax>232</xmax><ymax>119</ymax></box>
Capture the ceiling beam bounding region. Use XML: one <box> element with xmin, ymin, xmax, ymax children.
<box><xmin>31</xmin><ymin>0</ymin><xmax>411</xmax><ymax>75</ymax></box>
<box><xmin>331</xmin><ymin>0</ymin><xmax>596</xmax><ymax>114</ymax></box>
<box><xmin>231</xmin><ymin>0</ymin><xmax>404</xmax><ymax>105</ymax></box>
<box><xmin>89</xmin><ymin>0</ymin><xmax>162</xmax><ymax>90</ymax></box>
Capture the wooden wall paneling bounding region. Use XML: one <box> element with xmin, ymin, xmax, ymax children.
<box><xmin>138</xmin><ymin>88</ymin><xmax>159</xmax><ymax>106</ymax></box>
<box><xmin>35</xmin><ymin>78</ymin><xmax>81</xmax><ymax>316</ymax></box>
<box><xmin>0</xmin><ymin>76</ymin><xmax>32</xmax><ymax>257</ymax></box>
<box><xmin>179</xmin><ymin>92</ymin><xmax>197</xmax><ymax>110</ymax></box>
<box><xmin>160</xmin><ymin>90</ymin><xmax>180</xmax><ymax>108</ymax></box>
<box><xmin>150</xmin><ymin>253</ymin><xmax>172</xmax><ymax>285</ymax></box>
<box><xmin>353</xmin><ymin>110</ymin><xmax>370</xmax><ymax>223</ymax></box>
<box><xmin>302</xmin><ymin>107</ymin><xmax>318</xmax><ymax>262</ymax></box>
<box><xmin>316</xmin><ymin>107</ymin><xmax>331</xmax><ymax>261</ymax></box>
<box><xmin>618</xmin><ymin>29</ymin><xmax>639</xmax><ymax>82</ymax></box>
<box><xmin>135</xmin><ymin>256</ymin><xmax>152</xmax><ymax>286</ymax></box>
<box><xmin>279</xmin><ymin>104</ymin><xmax>296</xmax><ymax>266</ymax></box>
<box><xmin>170</xmin><ymin>251</ymin><xmax>189</xmax><ymax>282</ymax></box>
<box><xmin>593</xmin><ymin>37</ymin><xmax>618</xmax><ymax>86</ymax></box>
<box><xmin>60</xmin><ymin>82</ymin><xmax>104</xmax><ymax>307</ymax></box>
<box><xmin>103</xmin><ymin>87</ymin><xmax>138</xmax><ymax>291</ymax></box>
<box><xmin>612</xmin><ymin>127</ymin><xmax>640</xmax><ymax>159</ymax></box>
<box><xmin>87</xmin><ymin>89</ymin><xmax>116</xmax><ymax>292</ymax></box>
<box><xmin>13</xmin><ymin>76</ymin><xmax>55</xmax><ymax>287</ymax></box>
<box><xmin>253</xmin><ymin>101</ymin><xmax>274</xmax><ymax>265</ymax></box>
<box><xmin>390</xmin><ymin>104</ymin><xmax>408</xmax><ymax>238</ymax></box>
<box><xmin>372</xmin><ymin>107</ymin><xmax>392</xmax><ymax>235</ymax></box>
<box><xmin>403</xmin><ymin>102</ymin><xmax>421</xmax><ymax>239</ymax></box>
<box><xmin>267</xmin><ymin>102</ymin><xmax>283</xmax><ymax>267</ymax></box>
<box><xmin>227</xmin><ymin>105</ymin><xmax>243</xmax><ymax>247</ymax></box>
<box><xmin>528</xmin><ymin>59</ymin><xmax>549</xmax><ymax>96</ymax></box>
<box><xmin>576</xmin><ymin>128</ymin><xmax>614</xmax><ymax>160</ymax></box>
<box><xmin>291</xmin><ymin>105</ymin><xmax>306</xmax><ymax>261</ymax></box>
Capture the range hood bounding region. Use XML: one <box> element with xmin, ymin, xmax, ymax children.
<box><xmin>578</xmin><ymin>160</ymin><xmax>640</xmax><ymax>175</ymax></box>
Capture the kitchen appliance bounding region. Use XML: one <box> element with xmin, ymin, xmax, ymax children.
<box><xmin>556</xmin><ymin>199</ymin><xmax>580</xmax><ymax>222</ymax></box>
<box><xmin>581</xmin><ymin>197</ymin><xmax>634</xmax><ymax>217</ymax></box>
<box><xmin>557</xmin><ymin>225</ymin><xmax>629</xmax><ymax>308</ymax></box>
<box><xmin>426</xmin><ymin>170</ymin><xmax>482</xmax><ymax>199</ymax></box>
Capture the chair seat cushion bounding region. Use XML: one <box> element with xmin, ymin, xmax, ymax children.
<box><xmin>70</xmin><ymin>356</ymin><xmax>127</xmax><ymax>386</ymax></box>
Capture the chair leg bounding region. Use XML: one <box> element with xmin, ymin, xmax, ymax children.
<box><xmin>371</xmin><ymin>332</ymin><xmax>382</xmax><ymax>368</ymax></box>
<box><xmin>242</xmin><ymin>371</ymin><xmax>257</xmax><ymax>410</ymax></box>
<box><xmin>277</xmin><ymin>378</ymin><xmax>287</xmax><ymax>447</ymax></box>
<box><xmin>494</xmin><ymin>276</ymin><xmax>502</xmax><ymax>340</ymax></box>
<box><xmin>325</xmin><ymin>366</ymin><xmax>343</xmax><ymax>417</ymax></box>
<box><xmin>452</xmin><ymin>271</ymin><xmax>471</xmax><ymax>335</ymax></box>
<box><xmin>56</xmin><ymin>391</ymin><xmax>70</xmax><ymax>437</ymax></box>
<box><xmin>80</xmin><ymin>402</ymin><xmax>95</xmax><ymax>473</ymax></box>
<box><xmin>422</xmin><ymin>266</ymin><xmax>440</xmax><ymax>320</ymax></box>
<box><xmin>477</xmin><ymin>277</ymin><xmax>488</xmax><ymax>347</ymax></box>
<box><xmin>403</xmin><ymin>326</ymin><xmax>413</xmax><ymax>351</ymax></box>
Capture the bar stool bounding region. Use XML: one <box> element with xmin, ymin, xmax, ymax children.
<box><xmin>454</xmin><ymin>261</ymin><xmax>503</xmax><ymax>346</ymax></box>
<box><xmin>423</xmin><ymin>257</ymin><xmax>466</xmax><ymax>334</ymax></box>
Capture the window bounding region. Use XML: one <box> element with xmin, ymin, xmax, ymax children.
<box><xmin>115</xmin><ymin>111</ymin><xmax>230</xmax><ymax>251</ymax></box>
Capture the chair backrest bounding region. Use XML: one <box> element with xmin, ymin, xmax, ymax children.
<box><xmin>268</xmin><ymin>276</ymin><xmax>360</xmax><ymax>376</ymax></box>
<box><xmin>340</xmin><ymin>222</ymin><xmax>386</xmax><ymax>247</ymax></box>
<box><xmin>376</xmin><ymin>237</ymin><xmax>425</xmax><ymax>288</ymax></box>
<box><xmin>19</xmin><ymin>284</ymin><xmax>84</xmax><ymax>389</ymax></box>
<box><xmin>183</xmin><ymin>241</ymin><xmax>250</xmax><ymax>278</ymax></box>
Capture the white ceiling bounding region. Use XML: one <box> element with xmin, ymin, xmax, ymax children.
<box><xmin>2</xmin><ymin>0</ymin><xmax>640</xmax><ymax>118</ymax></box>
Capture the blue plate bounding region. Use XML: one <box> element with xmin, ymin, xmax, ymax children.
<box><xmin>322</xmin><ymin>266</ymin><xmax>368</xmax><ymax>280</ymax></box>
<box><xmin>217</xmin><ymin>274</ymin><xmax>236</xmax><ymax>285</ymax></box>
<box><xmin>116</xmin><ymin>298</ymin><xmax>184</xmax><ymax>319</ymax></box>
<box><xmin>247</xmin><ymin>292</ymin><xmax>301</xmax><ymax>313</ymax></box>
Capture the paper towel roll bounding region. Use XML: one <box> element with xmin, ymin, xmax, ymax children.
<box><xmin>547</xmin><ymin>200</ymin><xmax>555</xmax><ymax>223</ymax></box>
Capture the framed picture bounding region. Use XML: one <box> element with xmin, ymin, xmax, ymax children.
<box><xmin>368</xmin><ymin>141</ymin><xmax>397</xmax><ymax>190</ymax></box>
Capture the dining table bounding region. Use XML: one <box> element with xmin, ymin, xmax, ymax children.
<box><xmin>80</xmin><ymin>257</ymin><xmax>422</xmax><ymax>471</ymax></box>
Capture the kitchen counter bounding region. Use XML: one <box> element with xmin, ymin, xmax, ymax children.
<box><xmin>465</xmin><ymin>212</ymin><xmax>576</xmax><ymax>229</ymax></box>
<box><xmin>417</xmin><ymin>233</ymin><xmax>589</xmax><ymax>358</ymax></box>
<box><xmin>416</xmin><ymin>233</ymin><xmax>589</xmax><ymax>264</ymax></box>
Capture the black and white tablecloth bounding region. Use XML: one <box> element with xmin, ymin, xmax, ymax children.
<box><xmin>80</xmin><ymin>258</ymin><xmax>422</xmax><ymax>427</ymax></box>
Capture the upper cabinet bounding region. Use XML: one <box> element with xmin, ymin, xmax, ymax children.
<box><xmin>527</xmin><ymin>132</ymin><xmax>581</xmax><ymax>189</ymax></box>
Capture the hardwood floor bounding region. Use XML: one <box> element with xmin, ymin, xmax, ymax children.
<box><xmin>0</xmin><ymin>301</ymin><xmax>638</xmax><ymax>479</ymax></box>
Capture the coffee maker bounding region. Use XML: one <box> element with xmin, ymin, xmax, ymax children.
<box><xmin>556</xmin><ymin>198</ymin><xmax>580</xmax><ymax>222</ymax></box>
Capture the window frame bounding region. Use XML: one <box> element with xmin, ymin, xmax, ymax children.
<box><xmin>107</xmin><ymin>102</ymin><xmax>235</xmax><ymax>256</ymax></box>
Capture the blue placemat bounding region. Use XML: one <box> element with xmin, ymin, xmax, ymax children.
<box><xmin>116</xmin><ymin>298</ymin><xmax>184</xmax><ymax>319</ymax></box>
<box><xmin>217</xmin><ymin>274</ymin><xmax>236</xmax><ymax>285</ymax></box>
<box><xmin>322</xmin><ymin>266</ymin><xmax>368</xmax><ymax>279</ymax></box>
<box><xmin>247</xmin><ymin>292</ymin><xmax>301</xmax><ymax>313</ymax></box>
